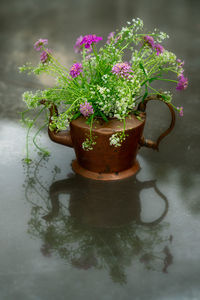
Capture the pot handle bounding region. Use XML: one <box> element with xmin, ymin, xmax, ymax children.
<box><xmin>138</xmin><ymin>184</ymin><xmax>169</xmax><ymax>226</ymax></box>
<box><xmin>138</xmin><ymin>94</ymin><xmax>176</xmax><ymax>151</ymax></box>
<box><xmin>40</xmin><ymin>100</ymin><xmax>73</xmax><ymax>148</ymax></box>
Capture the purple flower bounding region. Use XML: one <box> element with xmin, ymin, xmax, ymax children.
<box><xmin>177</xmin><ymin>59</ymin><xmax>184</xmax><ymax>67</ymax></box>
<box><xmin>176</xmin><ymin>75</ymin><xmax>188</xmax><ymax>90</ymax></box>
<box><xmin>34</xmin><ymin>39</ymin><xmax>48</xmax><ymax>51</ymax></box>
<box><xmin>144</xmin><ymin>35</ymin><xmax>155</xmax><ymax>48</ymax></box>
<box><xmin>112</xmin><ymin>62</ymin><xmax>133</xmax><ymax>79</ymax></box>
<box><xmin>80</xmin><ymin>101</ymin><xmax>94</xmax><ymax>117</ymax></box>
<box><xmin>177</xmin><ymin>106</ymin><xmax>184</xmax><ymax>117</ymax></box>
<box><xmin>70</xmin><ymin>63</ymin><xmax>83</xmax><ymax>78</ymax></box>
<box><xmin>106</xmin><ymin>32</ymin><xmax>115</xmax><ymax>44</ymax></box>
<box><xmin>80</xmin><ymin>34</ymin><xmax>103</xmax><ymax>49</ymax></box>
<box><xmin>40</xmin><ymin>49</ymin><xmax>52</xmax><ymax>63</ymax></box>
<box><xmin>153</xmin><ymin>43</ymin><xmax>164</xmax><ymax>56</ymax></box>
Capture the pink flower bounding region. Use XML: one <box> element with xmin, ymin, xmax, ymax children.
<box><xmin>70</xmin><ymin>63</ymin><xmax>83</xmax><ymax>78</ymax></box>
<box><xmin>80</xmin><ymin>101</ymin><xmax>94</xmax><ymax>117</ymax></box>
<box><xmin>80</xmin><ymin>34</ymin><xmax>103</xmax><ymax>49</ymax></box>
<box><xmin>40</xmin><ymin>49</ymin><xmax>52</xmax><ymax>63</ymax></box>
<box><xmin>176</xmin><ymin>75</ymin><xmax>188</xmax><ymax>90</ymax></box>
<box><xmin>153</xmin><ymin>43</ymin><xmax>164</xmax><ymax>56</ymax></box>
<box><xmin>106</xmin><ymin>32</ymin><xmax>115</xmax><ymax>44</ymax></box>
<box><xmin>177</xmin><ymin>59</ymin><xmax>184</xmax><ymax>67</ymax></box>
<box><xmin>112</xmin><ymin>62</ymin><xmax>133</xmax><ymax>79</ymax></box>
<box><xmin>177</xmin><ymin>106</ymin><xmax>184</xmax><ymax>117</ymax></box>
<box><xmin>74</xmin><ymin>35</ymin><xmax>84</xmax><ymax>53</ymax></box>
<box><xmin>34</xmin><ymin>39</ymin><xmax>48</xmax><ymax>51</ymax></box>
<box><xmin>144</xmin><ymin>35</ymin><xmax>155</xmax><ymax>48</ymax></box>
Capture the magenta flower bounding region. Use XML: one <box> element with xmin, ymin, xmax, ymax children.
<box><xmin>70</xmin><ymin>63</ymin><xmax>83</xmax><ymax>78</ymax></box>
<box><xmin>40</xmin><ymin>49</ymin><xmax>52</xmax><ymax>63</ymax></box>
<box><xmin>74</xmin><ymin>35</ymin><xmax>93</xmax><ymax>53</ymax></box>
<box><xmin>112</xmin><ymin>62</ymin><xmax>132</xmax><ymax>79</ymax></box>
<box><xmin>153</xmin><ymin>43</ymin><xmax>164</xmax><ymax>56</ymax></box>
<box><xmin>106</xmin><ymin>32</ymin><xmax>115</xmax><ymax>44</ymax></box>
<box><xmin>144</xmin><ymin>35</ymin><xmax>155</xmax><ymax>48</ymax></box>
<box><xmin>176</xmin><ymin>75</ymin><xmax>188</xmax><ymax>90</ymax></box>
<box><xmin>80</xmin><ymin>34</ymin><xmax>103</xmax><ymax>49</ymax></box>
<box><xmin>80</xmin><ymin>101</ymin><xmax>94</xmax><ymax>117</ymax></box>
<box><xmin>177</xmin><ymin>106</ymin><xmax>184</xmax><ymax>117</ymax></box>
<box><xmin>74</xmin><ymin>35</ymin><xmax>83</xmax><ymax>53</ymax></box>
<box><xmin>34</xmin><ymin>39</ymin><xmax>48</xmax><ymax>51</ymax></box>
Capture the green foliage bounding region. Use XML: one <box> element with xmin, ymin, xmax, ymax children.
<box><xmin>20</xmin><ymin>18</ymin><xmax>184</xmax><ymax>160</ymax></box>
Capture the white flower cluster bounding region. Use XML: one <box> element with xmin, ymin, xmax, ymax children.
<box><xmin>114</xmin><ymin>95</ymin><xmax>132</xmax><ymax>118</ymax></box>
<box><xmin>131</xmin><ymin>18</ymin><xmax>144</xmax><ymax>31</ymax></box>
<box><xmin>82</xmin><ymin>137</ymin><xmax>96</xmax><ymax>151</ymax></box>
<box><xmin>162</xmin><ymin>91</ymin><xmax>172</xmax><ymax>102</ymax></box>
<box><xmin>50</xmin><ymin>112</ymin><xmax>69</xmax><ymax>131</ymax></box>
<box><xmin>159</xmin><ymin>50</ymin><xmax>176</xmax><ymax>64</ymax></box>
<box><xmin>23</xmin><ymin>91</ymin><xmax>41</xmax><ymax>108</ymax></box>
<box><xmin>109</xmin><ymin>132</ymin><xmax>126</xmax><ymax>147</ymax></box>
<box><xmin>153</xmin><ymin>29</ymin><xmax>169</xmax><ymax>43</ymax></box>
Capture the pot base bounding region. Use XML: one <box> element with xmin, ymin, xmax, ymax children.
<box><xmin>71</xmin><ymin>160</ymin><xmax>140</xmax><ymax>181</ymax></box>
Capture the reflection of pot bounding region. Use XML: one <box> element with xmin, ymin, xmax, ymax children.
<box><xmin>44</xmin><ymin>174</ymin><xmax>168</xmax><ymax>228</ymax></box>
<box><xmin>25</xmin><ymin>157</ymin><xmax>173</xmax><ymax>284</ymax></box>
<box><xmin>42</xmin><ymin>95</ymin><xmax>175</xmax><ymax>180</ymax></box>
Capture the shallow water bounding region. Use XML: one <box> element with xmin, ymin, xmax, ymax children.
<box><xmin>0</xmin><ymin>0</ymin><xmax>200</xmax><ymax>299</ymax></box>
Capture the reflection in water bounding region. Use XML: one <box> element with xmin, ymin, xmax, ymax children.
<box><xmin>24</xmin><ymin>155</ymin><xmax>173</xmax><ymax>284</ymax></box>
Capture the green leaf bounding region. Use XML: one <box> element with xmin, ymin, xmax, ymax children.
<box><xmin>136</xmin><ymin>115</ymin><xmax>142</xmax><ymax>121</ymax></box>
<box><xmin>98</xmin><ymin>110</ymin><xmax>109</xmax><ymax>122</ymax></box>
<box><xmin>86</xmin><ymin>114</ymin><xmax>93</xmax><ymax>125</ymax></box>
<box><xmin>71</xmin><ymin>111</ymin><xmax>81</xmax><ymax>120</ymax></box>
<box><xmin>139</xmin><ymin>62</ymin><xmax>147</xmax><ymax>76</ymax></box>
<box><xmin>148</xmin><ymin>76</ymin><xmax>159</xmax><ymax>83</ymax></box>
<box><xmin>142</xmin><ymin>91</ymin><xmax>148</xmax><ymax>101</ymax></box>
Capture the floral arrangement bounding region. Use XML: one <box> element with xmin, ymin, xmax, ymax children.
<box><xmin>20</xmin><ymin>18</ymin><xmax>188</xmax><ymax>162</ymax></box>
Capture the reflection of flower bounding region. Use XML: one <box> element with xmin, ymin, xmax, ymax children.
<box><xmin>24</xmin><ymin>156</ymin><xmax>173</xmax><ymax>285</ymax></box>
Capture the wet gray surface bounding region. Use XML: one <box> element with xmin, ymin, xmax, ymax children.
<box><xmin>0</xmin><ymin>0</ymin><xmax>200</xmax><ymax>299</ymax></box>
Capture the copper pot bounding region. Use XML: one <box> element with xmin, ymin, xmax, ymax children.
<box><xmin>42</xmin><ymin>95</ymin><xmax>175</xmax><ymax>180</ymax></box>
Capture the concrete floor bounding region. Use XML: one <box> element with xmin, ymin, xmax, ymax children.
<box><xmin>0</xmin><ymin>0</ymin><xmax>200</xmax><ymax>299</ymax></box>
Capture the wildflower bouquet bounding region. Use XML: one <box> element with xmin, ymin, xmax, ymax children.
<box><xmin>20</xmin><ymin>18</ymin><xmax>188</xmax><ymax>161</ymax></box>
